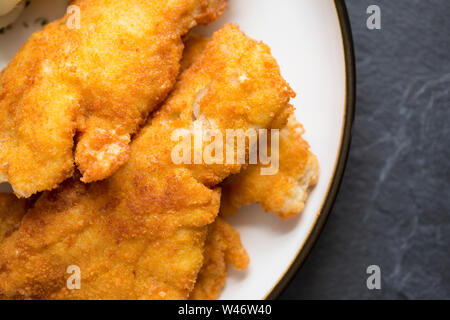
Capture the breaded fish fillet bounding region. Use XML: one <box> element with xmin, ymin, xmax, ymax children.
<box><xmin>190</xmin><ymin>218</ymin><xmax>249</xmax><ymax>300</ymax></box>
<box><xmin>180</xmin><ymin>35</ymin><xmax>319</xmax><ymax>219</ymax></box>
<box><xmin>0</xmin><ymin>195</ymin><xmax>247</xmax><ymax>300</ymax></box>
<box><xmin>0</xmin><ymin>0</ymin><xmax>227</xmax><ymax>197</ymax></box>
<box><xmin>0</xmin><ymin>24</ymin><xmax>294</xmax><ymax>299</ymax></box>
<box><xmin>220</xmin><ymin>115</ymin><xmax>319</xmax><ymax>219</ymax></box>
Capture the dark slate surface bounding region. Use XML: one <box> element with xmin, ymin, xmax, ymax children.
<box><xmin>280</xmin><ymin>0</ymin><xmax>450</xmax><ymax>300</ymax></box>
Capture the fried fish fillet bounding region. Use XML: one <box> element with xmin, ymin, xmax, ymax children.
<box><xmin>0</xmin><ymin>24</ymin><xmax>294</xmax><ymax>300</ymax></box>
<box><xmin>190</xmin><ymin>218</ymin><xmax>248</xmax><ymax>300</ymax></box>
<box><xmin>0</xmin><ymin>0</ymin><xmax>227</xmax><ymax>197</ymax></box>
<box><xmin>220</xmin><ymin>115</ymin><xmax>319</xmax><ymax>219</ymax></box>
<box><xmin>180</xmin><ymin>35</ymin><xmax>319</xmax><ymax>219</ymax></box>
<box><xmin>0</xmin><ymin>195</ymin><xmax>248</xmax><ymax>300</ymax></box>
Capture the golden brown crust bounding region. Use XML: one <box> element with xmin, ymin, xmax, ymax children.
<box><xmin>182</xmin><ymin>35</ymin><xmax>318</xmax><ymax>220</ymax></box>
<box><xmin>0</xmin><ymin>193</ymin><xmax>31</xmax><ymax>300</ymax></box>
<box><xmin>0</xmin><ymin>0</ymin><xmax>228</xmax><ymax>197</ymax></box>
<box><xmin>0</xmin><ymin>25</ymin><xmax>293</xmax><ymax>300</ymax></box>
<box><xmin>220</xmin><ymin>115</ymin><xmax>319</xmax><ymax>219</ymax></box>
<box><xmin>155</xmin><ymin>24</ymin><xmax>295</xmax><ymax>186</ymax></box>
<box><xmin>181</xmin><ymin>34</ymin><xmax>210</xmax><ymax>72</ymax></box>
<box><xmin>190</xmin><ymin>218</ymin><xmax>249</xmax><ymax>300</ymax></box>
<box><xmin>181</xmin><ymin>34</ymin><xmax>318</xmax><ymax>220</ymax></box>
<box><xmin>0</xmin><ymin>193</ymin><xmax>28</xmax><ymax>243</ymax></box>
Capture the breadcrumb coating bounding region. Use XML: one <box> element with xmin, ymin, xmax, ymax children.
<box><xmin>0</xmin><ymin>0</ymin><xmax>228</xmax><ymax>197</ymax></box>
<box><xmin>0</xmin><ymin>25</ymin><xmax>293</xmax><ymax>300</ymax></box>
<box><xmin>190</xmin><ymin>218</ymin><xmax>249</xmax><ymax>300</ymax></box>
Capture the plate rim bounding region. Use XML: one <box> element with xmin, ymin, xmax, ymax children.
<box><xmin>265</xmin><ymin>0</ymin><xmax>356</xmax><ymax>300</ymax></box>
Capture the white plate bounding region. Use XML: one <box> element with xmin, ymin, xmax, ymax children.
<box><xmin>0</xmin><ymin>0</ymin><xmax>354</xmax><ymax>300</ymax></box>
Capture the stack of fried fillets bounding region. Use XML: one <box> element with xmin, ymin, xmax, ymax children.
<box><xmin>0</xmin><ymin>0</ymin><xmax>318</xmax><ymax>300</ymax></box>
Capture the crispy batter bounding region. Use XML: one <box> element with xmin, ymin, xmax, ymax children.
<box><xmin>0</xmin><ymin>24</ymin><xmax>294</xmax><ymax>300</ymax></box>
<box><xmin>180</xmin><ymin>35</ymin><xmax>318</xmax><ymax>219</ymax></box>
<box><xmin>220</xmin><ymin>115</ymin><xmax>319</xmax><ymax>219</ymax></box>
<box><xmin>0</xmin><ymin>0</ymin><xmax>227</xmax><ymax>197</ymax></box>
<box><xmin>0</xmin><ymin>196</ymin><xmax>249</xmax><ymax>300</ymax></box>
<box><xmin>0</xmin><ymin>193</ymin><xmax>31</xmax><ymax>300</ymax></box>
<box><xmin>181</xmin><ymin>34</ymin><xmax>210</xmax><ymax>72</ymax></box>
<box><xmin>156</xmin><ymin>24</ymin><xmax>295</xmax><ymax>186</ymax></box>
<box><xmin>0</xmin><ymin>193</ymin><xmax>28</xmax><ymax>242</ymax></box>
<box><xmin>190</xmin><ymin>218</ymin><xmax>248</xmax><ymax>300</ymax></box>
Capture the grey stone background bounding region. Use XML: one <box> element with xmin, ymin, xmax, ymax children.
<box><xmin>280</xmin><ymin>0</ymin><xmax>450</xmax><ymax>300</ymax></box>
